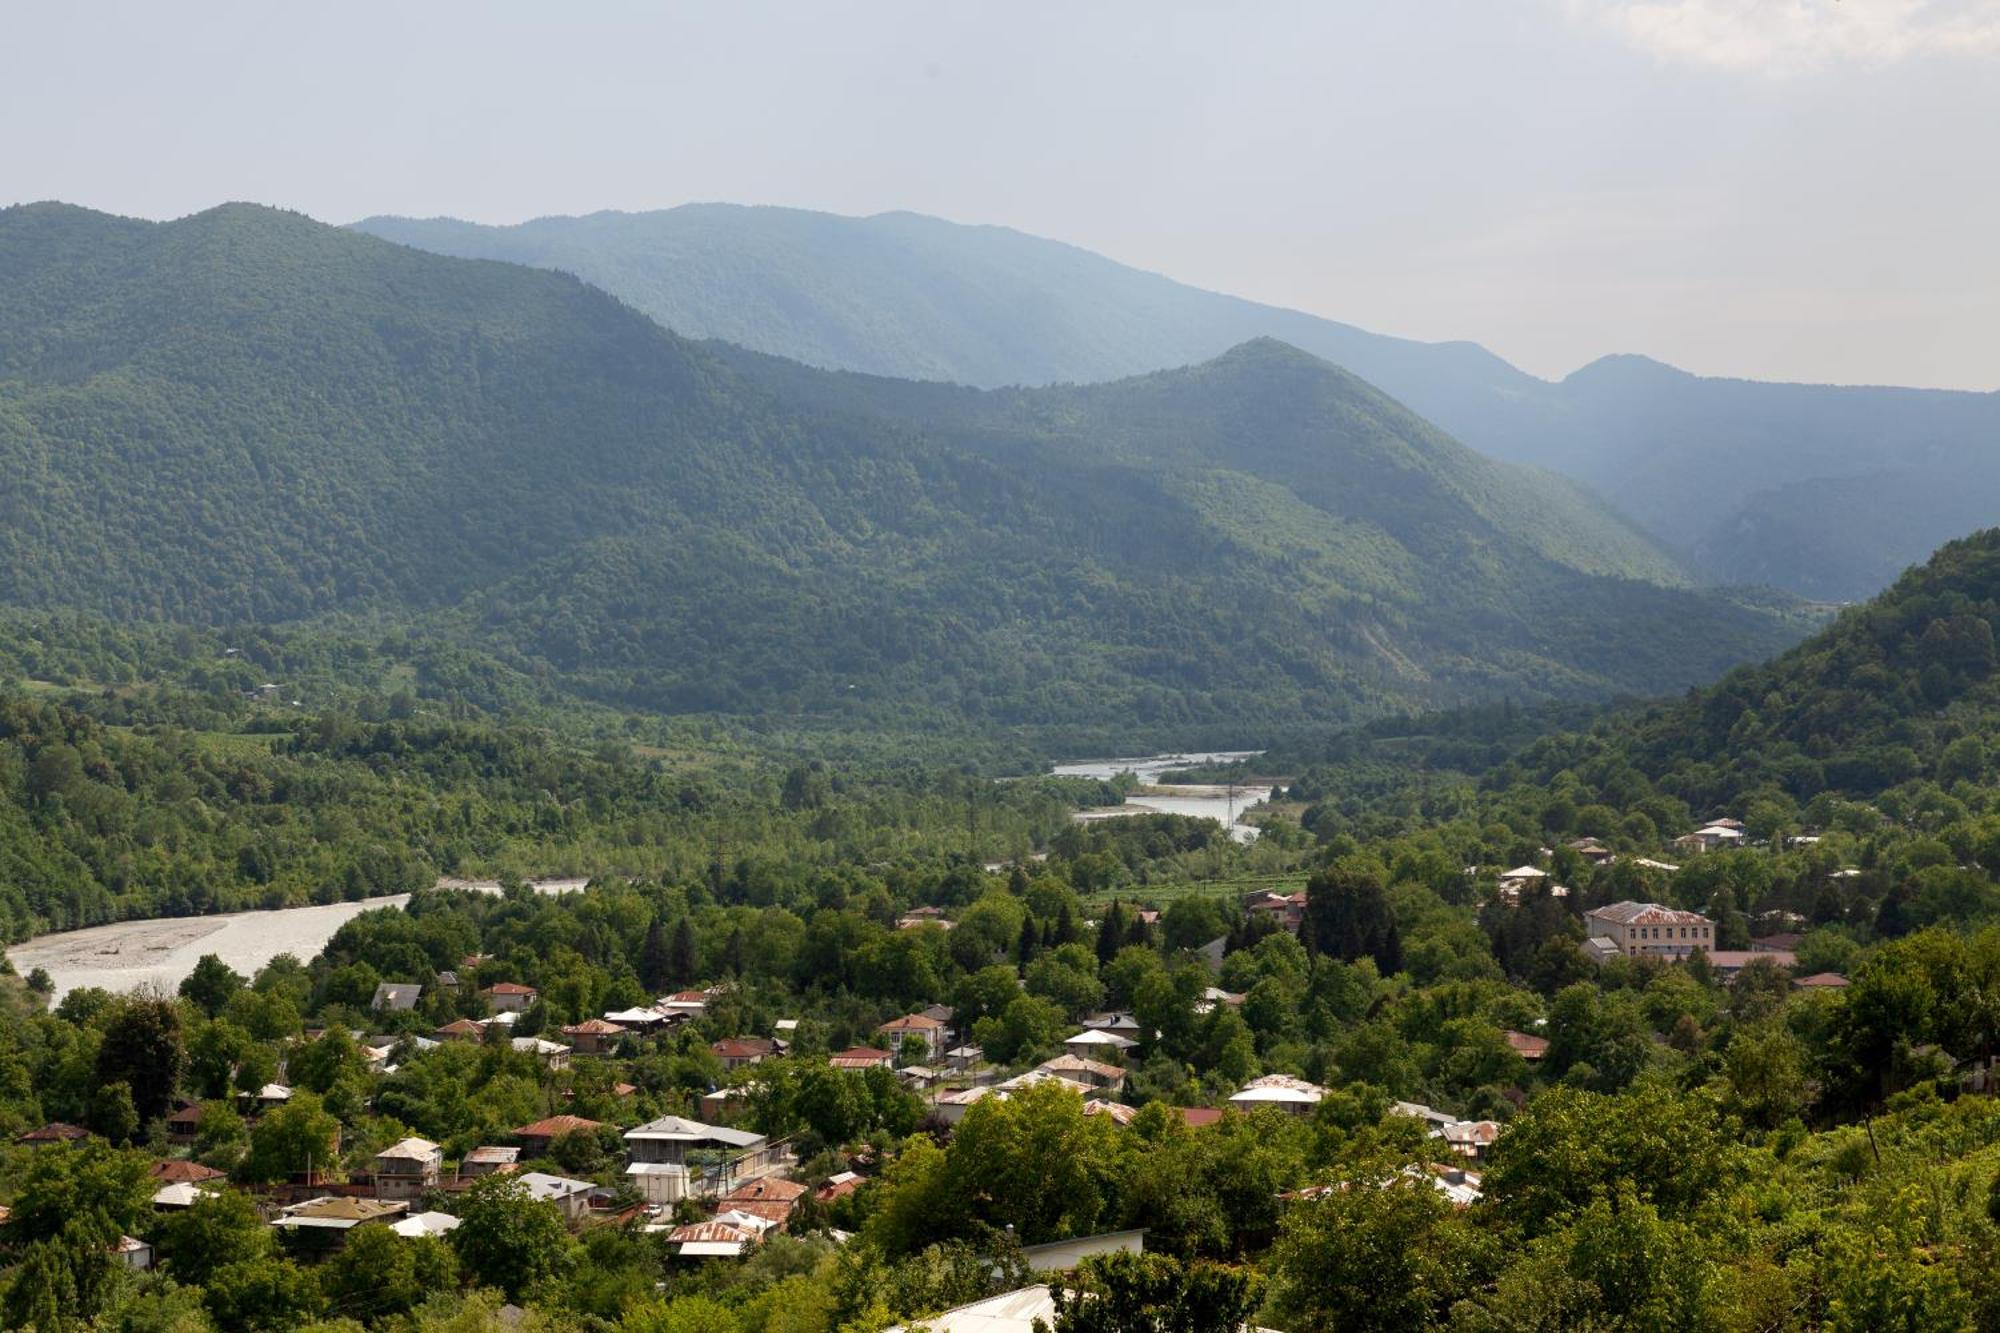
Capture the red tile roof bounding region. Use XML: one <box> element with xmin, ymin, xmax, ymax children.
<box><xmin>148</xmin><ymin>1159</ymin><xmax>227</xmax><ymax>1183</ymax></box>
<box><xmin>513</xmin><ymin>1115</ymin><xmax>605</xmax><ymax>1140</ymax></box>
<box><xmin>483</xmin><ymin>982</ymin><xmax>537</xmax><ymax>995</ymax></box>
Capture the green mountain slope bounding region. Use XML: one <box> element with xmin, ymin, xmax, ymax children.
<box><xmin>1506</xmin><ymin>528</ymin><xmax>2000</xmax><ymax>812</ymax></box>
<box><xmin>356</xmin><ymin>206</ymin><xmax>2000</xmax><ymax>601</ymax></box>
<box><xmin>0</xmin><ymin>202</ymin><xmax>1806</xmax><ymax>738</ymax></box>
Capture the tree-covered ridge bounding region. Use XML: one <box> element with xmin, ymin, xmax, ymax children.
<box><xmin>355</xmin><ymin>204</ymin><xmax>2000</xmax><ymax>602</ymax></box>
<box><xmin>1501</xmin><ymin>528</ymin><xmax>2000</xmax><ymax>815</ymax></box>
<box><xmin>0</xmin><ymin>203</ymin><xmax>1807</xmax><ymax>737</ymax></box>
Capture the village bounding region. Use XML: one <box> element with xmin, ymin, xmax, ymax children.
<box><xmin>1</xmin><ymin>802</ymin><xmax>1878</xmax><ymax>1331</ymax></box>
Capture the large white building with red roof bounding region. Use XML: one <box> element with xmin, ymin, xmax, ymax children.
<box><xmin>1585</xmin><ymin>901</ymin><xmax>1715</xmax><ymax>959</ymax></box>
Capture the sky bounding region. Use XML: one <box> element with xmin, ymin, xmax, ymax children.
<box><xmin>3</xmin><ymin>0</ymin><xmax>1996</xmax><ymax>390</ymax></box>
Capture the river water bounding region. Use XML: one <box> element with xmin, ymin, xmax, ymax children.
<box><xmin>11</xmin><ymin>756</ymin><xmax>1267</xmax><ymax>1002</ymax></box>
<box><xmin>8</xmin><ymin>879</ymin><xmax>589</xmax><ymax>1004</ymax></box>
<box><xmin>1051</xmin><ymin>751</ymin><xmax>1266</xmax><ymax>843</ymax></box>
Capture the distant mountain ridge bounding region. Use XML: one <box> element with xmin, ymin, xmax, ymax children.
<box><xmin>355</xmin><ymin>205</ymin><xmax>2000</xmax><ymax>601</ymax></box>
<box><xmin>0</xmin><ymin>201</ymin><xmax>1807</xmax><ymax>739</ymax></box>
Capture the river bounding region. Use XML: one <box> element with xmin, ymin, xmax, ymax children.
<box><xmin>10</xmin><ymin>756</ymin><xmax>1267</xmax><ymax>1002</ymax></box>
<box><xmin>7</xmin><ymin>878</ymin><xmax>590</xmax><ymax>1005</ymax></box>
<box><xmin>1051</xmin><ymin>750</ymin><xmax>1266</xmax><ymax>843</ymax></box>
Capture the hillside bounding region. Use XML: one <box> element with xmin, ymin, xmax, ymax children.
<box><xmin>357</xmin><ymin>205</ymin><xmax>2000</xmax><ymax>600</ymax></box>
<box><xmin>0</xmin><ymin>202</ymin><xmax>1806</xmax><ymax>739</ymax></box>
<box><xmin>1503</xmin><ymin>527</ymin><xmax>2000</xmax><ymax>814</ymax></box>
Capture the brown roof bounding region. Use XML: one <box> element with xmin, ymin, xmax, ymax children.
<box><xmin>165</xmin><ymin>1104</ymin><xmax>203</xmax><ymax>1126</ymax></box>
<box><xmin>18</xmin><ymin>1122</ymin><xmax>89</xmax><ymax>1143</ymax></box>
<box><xmin>711</xmin><ymin>1037</ymin><xmax>779</xmax><ymax>1059</ymax></box>
<box><xmin>830</xmin><ymin>1047</ymin><xmax>893</xmax><ymax>1067</ymax></box>
<box><xmin>1178</xmin><ymin>1107</ymin><xmax>1225</xmax><ymax>1128</ymax></box>
<box><xmin>814</xmin><ymin>1172</ymin><xmax>863</xmax><ymax>1203</ymax></box>
<box><xmin>667</xmin><ymin>1220</ymin><xmax>758</xmax><ymax>1244</ymax></box>
<box><xmin>1503</xmin><ymin>1030</ymin><xmax>1550</xmax><ymax>1060</ymax></box>
<box><xmin>1794</xmin><ymin>972</ymin><xmax>1851</xmax><ymax>989</ymax></box>
<box><xmin>148</xmin><ymin>1159</ymin><xmax>227</xmax><ymax>1183</ymax></box>
<box><xmin>482</xmin><ymin>982</ymin><xmax>537</xmax><ymax>995</ymax></box>
<box><xmin>1083</xmin><ymin>1100</ymin><xmax>1139</xmax><ymax>1125</ymax></box>
<box><xmin>435</xmin><ymin>1018</ymin><xmax>485</xmax><ymax>1037</ymax></box>
<box><xmin>513</xmin><ymin>1115</ymin><xmax>605</xmax><ymax>1140</ymax></box>
<box><xmin>561</xmin><ymin>1019</ymin><xmax>627</xmax><ymax>1036</ymax></box>
<box><xmin>879</xmin><ymin>1014</ymin><xmax>947</xmax><ymax>1032</ymax></box>
<box><xmin>721</xmin><ymin>1176</ymin><xmax>809</xmax><ymax>1204</ymax></box>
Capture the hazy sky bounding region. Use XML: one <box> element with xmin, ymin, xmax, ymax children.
<box><xmin>5</xmin><ymin>0</ymin><xmax>1997</xmax><ymax>389</ymax></box>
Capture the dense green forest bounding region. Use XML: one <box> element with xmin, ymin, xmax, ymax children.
<box><xmin>0</xmin><ymin>202</ymin><xmax>1809</xmax><ymax>743</ymax></box>
<box><xmin>356</xmin><ymin>204</ymin><xmax>2000</xmax><ymax>600</ymax></box>
<box><xmin>9</xmin><ymin>529</ymin><xmax>2000</xmax><ymax>1330</ymax></box>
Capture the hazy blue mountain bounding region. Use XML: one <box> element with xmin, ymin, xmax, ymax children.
<box><xmin>356</xmin><ymin>206</ymin><xmax>2000</xmax><ymax>600</ymax></box>
<box><xmin>0</xmin><ymin>201</ymin><xmax>1807</xmax><ymax>737</ymax></box>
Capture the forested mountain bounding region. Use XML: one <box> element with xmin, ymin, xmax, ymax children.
<box><xmin>357</xmin><ymin>205</ymin><xmax>2000</xmax><ymax>600</ymax></box>
<box><xmin>1502</xmin><ymin>527</ymin><xmax>2000</xmax><ymax>814</ymax></box>
<box><xmin>0</xmin><ymin>202</ymin><xmax>1805</xmax><ymax>738</ymax></box>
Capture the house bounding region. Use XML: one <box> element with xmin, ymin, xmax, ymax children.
<box><xmin>481</xmin><ymin>982</ymin><xmax>538</xmax><ymax>1013</ymax></box>
<box><xmin>895</xmin><ymin>1064</ymin><xmax>949</xmax><ymax>1090</ymax></box>
<box><xmin>1567</xmin><ymin>838</ymin><xmax>1616</xmax><ymax>864</ymax></box>
<box><xmin>1423</xmin><ymin>1163</ymin><xmax>1485</xmax><ymax>1208</ymax></box>
<box><xmin>718</xmin><ymin>1175</ymin><xmax>810</xmax><ymax>1227</ymax></box>
<box><xmin>1178</xmin><ymin>1107</ymin><xmax>1225</xmax><ymax>1129</ymax></box>
<box><xmin>1497</xmin><ymin>865</ymin><xmax>1548</xmax><ymax>893</ymax></box>
<box><xmin>1197</xmin><ymin>987</ymin><xmax>1246</xmax><ymax>1014</ymax></box>
<box><xmin>664</xmin><ymin>1218</ymin><xmax>766</xmax><ymax>1258</ymax></box>
<box><xmin>17</xmin><ymin>1122</ymin><xmax>90</xmax><ymax>1146</ymax></box>
<box><xmin>111</xmin><ymin>1234</ymin><xmax>154</xmax><ymax>1271</ymax></box>
<box><xmin>897</xmin><ymin>908</ymin><xmax>955</xmax><ymax>931</ymax></box>
<box><xmin>932</xmin><ymin>1085</ymin><xmax>998</xmax><ymax>1126</ymax></box>
<box><xmin>516</xmin><ymin>1171</ymin><xmax>596</xmax><ymax>1222</ymax></box>
<box><xmin>1228</xmin><ymin>1074</ymin><xmax>1324</xmax><ymax>1116</ymax></box>
<box><xmin>605</xmin><ymin>1005</ymin><xmax>670</xmax><ymax>1032</ymax></box>
<box><xmin>815</xmin><ymin>1171</ymin><xmax>863</xmax><ymax>1204</ymax></box>
<box><xmin>1063</xmin><ymin>1028</ymin><xmax>1138</xmax><ymax>1061</ymax></box>
<box><xmin>372</xmin><ymin>982</ymin><xmax>422</xmax><ymax>1013</ymax></box>
<box><xmin>273</xmin><ymin>1196</ymin><xmax>410</xmax><ymax>1250</ymax></box>
<box><xmin>164</xmin><ymin>1103</ymin><xmax>203</xmax><ymax>1144</ymax></box>
<box><xmin>878</xmin><ymin>1013</ymin><xmax>949</xmax><ymax>1062</ymax></box>
<box><xmin>434</xmin><ymin>1017</ymin><xmax>486</xmax><ymax>1042</ymax></box>
<box><xmin>435</xmin><ymin>970</ymin><xmax>461</xmax><ymax>989</ymax></box>
<box><xmin>390</xmin><ymin>1210</ymin><xmax>461</xmax><ymax>1238</ymax></box>
<box><xmin>1083</xmin><ymin>1099</ymin><xmax>1139</xmax><ymax>1126</ymax></box>
<box><xmin>372</xmin><ymin>1137</ymin><xmax>444</xmax><ymax>1200</ymax></box>
<box><xmin>150</xmin><ymin>1159</ymin><xmax>227</xmax><ymax>1186</ymax></box>
<box><xmin>700</xmin><ymin>1085</ymin><xmax>755</xmax><ymax>1122</ymax></box>
<box><xmin>883</xmin><ymin>1264</ymin><xmax>1279</xmax><ymax>1333</ymax></box>
<box><xmin>1674</xmin><ymin>825</ymin><xmax>1746</xmax><ymax>854</ymax></box>
<box><xmin>711</xmin><ymin>1037</ymin><xmax>780</xmax><ymax>1069</ymax></box>
<box><xmin>460</xmin><ymin>1145</ymin><xmax>519</xmax><ymax>1178</ymax></box>
<box><xmin>659</xmin><ymin>989</ymin><xmax>713</xmax><ymax>1019</ymax></box>
<box><xmin>1794</xmin><ymin>972</ymin><xmax>1852</xmax><ymax>990</ymax></box>
<box><xmin>512</xmin><ymin>1115</ymin><xmax>607</xmax><ymax>1156</ymax></box>
<box><xmin>1753</xmin><ymin>932</ymin><xmax>1806</xmax><ymax>953</ymax></box>
<box><xmin>1705</xmin><ymin>950</ymin><xmax>1796</xmax><ymax>977</ymax></box>
<box><xmin>509</xmin><ymin>1036</ymin><xmax>572</xmax><ymax>1069</ymax></box>
<box><xmin>1585</xmin><ymin>901</ymin><xmax>1715</xmax><ymax>959</ymax></box>
<box><xmin>943</xmin><ymin>1044</ymin><xmax>985</xmax><ymax>1071</ymax></box>
<box><xmin>1244</xmin><ymin>890</ymin><xmax>1307</xmax><ymax>933</ymax></box>
<box><xmin>917</xmin><ymin>1003</ymin><xmax>957</xmax><ymax>1032</ymax></box>
<box><xmin>1631</xmin><ymin>858</ymin><xmax>1682</xmax><ymax>874</ymax></box>
<box><xmin>1080</xmin><ymin>1011</ymin><xmax>1143</xmax><ymax>1037</ymax></box>
<box><xmin>1390</xmin><ymin>1101</ymin><xmax>1460</xmax><ymax>1134</ymax></box>
<box><xmin>1503</xmin><ymin>1029</ymin><xmax>1549</xmax><ymax>1061</ymax></box>
<box><xmin>829</xmin><ymin>1046</ymin><xmax>894</xmax><ymax>1071</ymax></box>
<box><xmin>1036</xmin><ymin>1054</ymin><xmax>1127</xmax><ymax>1093</ymax></box>
<box><xmin>560</xmin><ymin>1019</ymin><xmax>627</xmax><ymax>1056</ymax></box>
<box><xmin>152</xmin><ymin>1180</ymin><xmax>222</xmax><ymax>1209</ymax></box>
<box><xmin>623</xmin><ymin>1115</ymin><xmax>791</xmax><ymax>1203</ymax></box>
<box><xmin>1439</xmin><ymin>1120</ymin><xmax>1502</xmax><ymax>1160</ymax></box>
